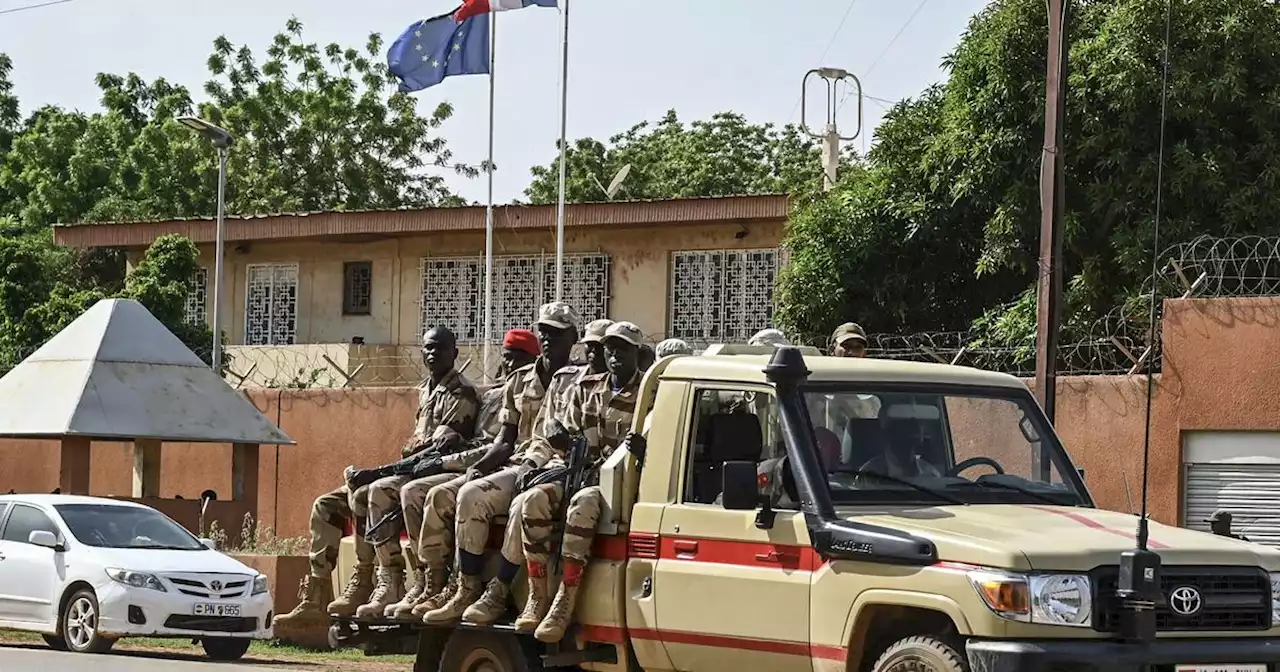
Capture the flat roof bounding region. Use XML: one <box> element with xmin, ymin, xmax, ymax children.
<box><xmin>51</xmin><ymin>194</ymin><xmax>789</xmax><ymax>249</ymax></box>
<box><xmin>662</xmin><ymin>352</ymin><xmax>1029</xmax><ymax>390</ymax></box>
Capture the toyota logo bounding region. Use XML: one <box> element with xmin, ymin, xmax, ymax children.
<box><xmin>1168</xmin><ymin>586</ymin><xmax>1203</xmax><ymax>616</ymax></box>
<box><xmin>210</xmin><ymin>580</ymin><xmax>223</xmax><ymax>592</ymax></box>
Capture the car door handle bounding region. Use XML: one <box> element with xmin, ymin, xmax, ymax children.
<box><xmin>673</xmin><ymin>540</ymin><xmax>698</xmax><ymax>558</ymax></box>
<box><xmin>754</xmin><ymin>549</ymin><xmax>798</xmax><ymax>564</ymax></box>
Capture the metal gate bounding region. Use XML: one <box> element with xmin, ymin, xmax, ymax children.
<box><xmin>1184</xmin><ymin>462</ymin><xmax>1280</xmax><ymax>547</ymax></box>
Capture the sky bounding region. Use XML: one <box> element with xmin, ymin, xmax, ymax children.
<box><xmin>0</xmin><ymin>0</ymin><xmax>991</xmax><ymax>205</ymax></box>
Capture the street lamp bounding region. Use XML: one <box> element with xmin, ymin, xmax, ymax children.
<box><xmin>178</xmin><ymin>116</ymin><xmax>234</xmax><ymax>373</ymax></box>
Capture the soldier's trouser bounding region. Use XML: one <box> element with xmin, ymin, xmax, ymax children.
<box><xmin>500</xmin><ymin>488</ymin><xmax>538</xmax><ymax>566</ymax></box>
<box><xmin>455</xmin><ymin>465</ymin><xmax>521</xmax><ymax>559</ymax></box>
<box><xmin>366</xmin><ymin>475</ymin><xmax>410</xmax><ymax>569</ymax></box>
<box><xmin>309</xmin><ymin>484</ymin><xmax>373</xmax><ymax>578</ymax></box>
<box><xmin>518</xmin><ymin>483</ymin><xmax>565</xmax><ymax>566</ymax></box>
<box><xmin>524</xmin><ymin>485</ymin><xmax>603</xmax><ymax>586</ymax></box>
<box><xmin>402</xmin><ymin>472</ymin><xmax>464</xmax><ymax>565</ymax></box>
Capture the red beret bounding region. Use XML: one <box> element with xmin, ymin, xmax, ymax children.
<box><xmin>503</xmin><ymin>329</ymin><xmax>540</xmax><ymax>356</ymax></box>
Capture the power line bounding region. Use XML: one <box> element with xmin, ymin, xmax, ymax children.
<box><xmin>787</xmin><ymin>0</ymin><xmax>860</xmax><ymax>123</ymax></box>
<box><xmin>0</xmin><ymin>0</ymin><xmax>74</xmax><ymax>16</ymax></box>
<box><xmin>838</xmin><ymin>0</ymin><xmax>930</xmax><ymax>112</ymax></box>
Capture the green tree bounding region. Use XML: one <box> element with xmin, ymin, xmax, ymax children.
<box><xmin>118</xmin><ymin>234</ymin><xmax>219</xmax><ymax>365</ymax></box>
<box><xmin>523</xmin><ymin>110</ymin><xmax>854</xmax><ymax>203</ymax></box>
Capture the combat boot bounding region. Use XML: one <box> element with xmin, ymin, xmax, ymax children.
<box><xmin>513</xmin><ymin>564</ymin><xmax>550</xmax><ymax>633</ymax></box>
<box><xmin>271</xmin><ymin>575</ymin><xmax>333</xmax><ymax>647</ymax></box>
<box><xmin>462</xmin><ymin>578</ymin><xmax>511</xmax><ymax>625</ymax></box>
<box><xmin>355</xmin><ymin>566</ymin><xmax>405</xmax><ymax>619</ymax></box>
<box><xmin>535</xmin><ymin>583</ymin><xmax>580</xmax><ymax>643</ymax></box>
<box><xmin>423</xmin><ymin>573</ymin><xmax>483</xmax><ymax>624</ymax></box>
<box><xmin>388</xmin><ymin>565</ymin><xmax>434</xmax><ymax>620</ymax></box>
<box><xmin>413</xmin><ymin>568</ymin><xmax>457</xmax><ymax>618</ymax></box>
<box><xmin>327</xmin><ymin>565</ymin><xmax>374</xmax><ymax>617</ymax></box>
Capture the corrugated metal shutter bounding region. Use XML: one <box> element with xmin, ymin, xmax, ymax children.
<box><xmin>1184</xmin><ymin>463</ymin><xmax>1280</xmax><ymax>547</ymax></box>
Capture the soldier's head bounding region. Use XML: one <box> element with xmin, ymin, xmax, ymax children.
<box><xmin>655</xmin><ymin>338</ymin><xmax>694</xmax><ymax>359</ymax></box>
<box><xmin>831</xmin><ymin>322</ymin><xmax>868</xmax><ymax>358</ymax></box>
<box><xmin>533</xmin><ymin>302</ymin><xmax>582</xmax><ymax>366</ymax></box>
<box><xmin>1207</xmin><ymin>509</ymin><xmax>1233</xmax><ymax>536</ymax></box>
<box><xmin>421</xmin><ymin>326</ymin><xmax>459</xmax><ymax>378</ymax></box>
<box><xmin>748</xmin><ymin>328</ymin><xmax>790</xmax><ymax>348</ymax></box>
<box><xmin>579</xmin><ymin>319</ymin><xmax>615</xmax><ymax>375</ymax></box>
<box><xmin>638</xmin><ymin>344</ymin><xmax>656</xmax><ymax>373</ymax></box>
<box><xmin>501</xmin><ymin>329</ymin><xmax>539</xmax><ymax>376</ymax></box>
<box><xmin>603</xmin><ymin>321</ymin><xmax>644</xmax><ymax>382</ymax></box>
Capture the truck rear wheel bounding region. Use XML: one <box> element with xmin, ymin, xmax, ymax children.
<box><xmin>870</xmin><ymin>635</ymin><xmax>968</xmax><ymax>672</ymax></box>
<box><xmin>440</xmin><ymin>630</ymin><xmax>541</xmax><ymax>672</ymax></box>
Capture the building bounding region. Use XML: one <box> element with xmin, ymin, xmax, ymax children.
<box><xmin>53</xmin><ymin>194</ymin><xmax>790</xmax><ymax>386</ymax></box>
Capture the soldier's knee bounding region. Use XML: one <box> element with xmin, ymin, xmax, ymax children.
<box><xmin>456</xmin><ymin>481</ymin><xmax>483</xmax><ymax>511</ymax></box>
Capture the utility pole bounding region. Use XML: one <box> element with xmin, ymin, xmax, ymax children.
<box><xmin>1035</xmin><ymin>0</ymin><xmax>1069</xmax><ymax>427</ymax></box>
<box><xmin>802</xmin><ymin>67</ymin><xmax>863</xmax><ymax>190</ymax></box>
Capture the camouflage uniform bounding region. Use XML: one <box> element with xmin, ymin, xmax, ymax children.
<box><xmin>520</xmin><ymin>321</ymin><xmax>644</xmax><ymax>641</ymax></box>
<box><xmin>356</xmin><ymin>368</ymin><xmax>479</xmax><ymax>618</ymax></box>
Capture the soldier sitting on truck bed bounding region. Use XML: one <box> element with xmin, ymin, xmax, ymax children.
<box><xmin>409</xmin><ymin>303</ymin><xmax>583</xmax><ymax>624</ymax></box>
<box><xmin>270</xmin><ymin>326</ymin><xmax>479</xmax><ymax>644</ymax></box>
<box><xmin>517</xmin><ymin>321</ymin><xmax>649</xmax><ymax>643</ymax></box>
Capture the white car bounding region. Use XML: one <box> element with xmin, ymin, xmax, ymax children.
<box><xmin>0</xmin><ymin>494</ymin><xmax>273</xmax><ymax>660</ymax></box>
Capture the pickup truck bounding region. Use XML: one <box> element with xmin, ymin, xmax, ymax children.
<box><xmin>330</xmin><ymin>344</ymin><xmax>1280</xmax><ymax>672</ymax></box>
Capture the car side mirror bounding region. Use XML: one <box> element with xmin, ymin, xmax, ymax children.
<box><xmin>721</xmin><ymin>461</ymin><xmax>759</xmax><ymax>511</ymax></box>
<box><xmin>28</xmin><ymin>530</ymin><xmax>61</xmax><ymax>550</ymax></box>
<box><xmin>199</xmin><ymin>537</ymin><xmax>218</xmax><ymax>551</ymax></box>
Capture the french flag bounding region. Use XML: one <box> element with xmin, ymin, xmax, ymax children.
<box><xmin>455</xmin><ymin>0</ymin><xmax>557</xmax><ymax>22</ymax></box>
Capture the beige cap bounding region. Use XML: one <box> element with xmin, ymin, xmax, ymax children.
<box><xmin>831</xmin><ymin>322</ymin><xmax>868</xmax><ymax>347</ymax></box>
<box><xmin>580</xmin><ymin>319</ymin><xmax>615</xmax><ymax>344</ymax></box>
<box><xmin>534</xmin><ymin>302</ymin><xmax>581</xmax><ymax>332</ymax></box>
<box><xmin>603</xmin><ymin>321</ymin><xmax>644</xmax><ymax>347</ymax></box>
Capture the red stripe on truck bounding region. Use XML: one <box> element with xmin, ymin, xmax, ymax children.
<box><xmin>578</xmin><ymin>624</ymin><xmax>847</xmax><ymax>661</ymax></box>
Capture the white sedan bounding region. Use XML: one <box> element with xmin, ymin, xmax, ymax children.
<box><xmin>0</xmin><ymin>494</ymin><xmax>273</xmax><ymax>660</ymax></box>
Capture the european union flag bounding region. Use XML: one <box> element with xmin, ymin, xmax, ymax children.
<box><xmin>387</xmin><ymin>10</ymin><xmax>491</xmax><ymax>93</ymax></box>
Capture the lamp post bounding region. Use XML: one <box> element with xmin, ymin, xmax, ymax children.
<box><xmin>177</xmin><ymin>116</ymin><xmax>234</xmax><ymax>373</ymax></box>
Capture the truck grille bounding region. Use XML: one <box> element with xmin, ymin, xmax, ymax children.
<box><xmin>1091</xmin><ymin>565</ymin><xmax>1271</xmax><ymax>632</ymax></box>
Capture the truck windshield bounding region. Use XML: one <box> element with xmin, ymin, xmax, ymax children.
<box><xmin>803</xmin><ymin>387</ymin><xmax>1089</xmax><ymax>507</ymax></box>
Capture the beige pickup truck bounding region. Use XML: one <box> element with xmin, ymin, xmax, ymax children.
<box><xmin>333</xmin><ymin>344</ymin><xmax>1280</xmax><ymax>672</ymax></box>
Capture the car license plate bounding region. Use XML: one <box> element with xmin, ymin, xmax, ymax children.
<box><xmin>1177</xmin><ymin>660</ymin><xmax>1269</xmax><ymax>665</ymax></box>
<box><xmin>192</xmin><ymin>603</ymin><xmax>240</xmax><ymax>617</ymax></box>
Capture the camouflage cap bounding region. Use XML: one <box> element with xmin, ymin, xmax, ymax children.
<box><xmin>1206</xmin><ymin>509</ymin><xmax>1232</xmax><ymax>523</ymax></box>
<box><xmin>533</xmin><ymin>302</ymin><xmax>581</xmax><ymax>332</ymax></box>
<box><xmin>655</xmin><ymin>338</ymin><xmax>694</xmax><ymax>358</ymax></box>
<box><xmin>832</xmin><ymin>322</ymin><xmax>868</xmax><ymax>347</ymax></box>
<box><xmin>580</xmin><ymin>318</ymin><xmax>616</xmax><ymax>344</ymax></box>
<box><xmin>603</xmin><ymin>321</ymin><xmax>644</xmax><ymax>347</ymax></box>
<box><xmin>748</xmin><ymin>328</ymin><xmax>791</xmax><ymax>347</ymax></box>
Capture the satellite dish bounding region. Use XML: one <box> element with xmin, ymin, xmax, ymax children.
<box><xmin>605</xmin><ymin>164</ymin><xmax>632</xmax><ymax>200</ymax></box>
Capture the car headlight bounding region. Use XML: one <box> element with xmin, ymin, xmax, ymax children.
<box><xmin>1269</xmin><ymin>572</ymin><xmax>1280</xmax><ymax>624</ymax></box>
<box><xmin>252</xmin><ymin>575</ymin><xmax>269</xmax><ymax>596</ymax></box>
<box><xmin>106</xmin><ymin>568</ymin><xmax>167</xmax><ymax>592</ymax></box>
<box><xmin>968</xmin><ymin>569</ymin><xmax>1091</xmax><ymax>627</ymax></box>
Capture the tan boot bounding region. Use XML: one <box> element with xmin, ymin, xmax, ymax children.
<box><xmin>462</xmin><ymin>578</ymin><xmax>512</xmax><ymax>625</ymax></box>
<box><xmin>271</xmin><ymin>575</ymin><xmax>332</xmax><ymax>646</ymax></box>
<box><xmin>413</xmin><ymin>568</ymin><xmax>457</xmax><ymax>618</ymax></box>
<box><xmin>423</xmin><ymin>573</ymin><xmax>483</xmax><ymax>624</ymax></box>
<box><xmin>534</xmin><ymin>584</ymin><xmax>580</xmax><ymax>643</ymax></box>
<box><xmin>327</xmin><ymin>566</ymin><xmax>374</xmax><ymax>617</ymax></box>
<box><xmin>513</xmin><ymin>564</ymin><xmax>550</xmax><ymax>633</ymax></box>
<box><xmin>355</xmin><ymin>566</ymin><xmax>405</xmax><ymax>619</ymax></box>
<box><xmin>389</xmin><ymin>566</ymin><xmax>436</xmax><ymax>620</ymax></box>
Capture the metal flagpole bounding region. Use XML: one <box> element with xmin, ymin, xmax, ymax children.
<box><xmin>482</xmin><ymin>13</ymin><xmax>498</xmax><ymax>383</ymax></box>
<box><xmin>553</xmin><ymin>0</ymin><xmax>570</xmax><ymax>300</ymax></box>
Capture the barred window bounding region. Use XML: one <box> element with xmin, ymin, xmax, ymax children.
<box><xmin>342</xmin><ymin>261</ymin><xmax>373</xmax><ymax>315</ymax></box>
<box><xmin>669</xmin><ymin>248</ymin><xmax>781</xmax><ymax>344</ymax></box>
<box><xmin>184</xmin><ymin>267</ymin><xmax>208</xmax><ymax>326</ymax></box>
<box><xmin>420</xmin><ymin>253</ymin><xmax>611</xmax><ymax>344</ymax></box>
<box><xmin>244</xmin><ymin>263</ymin><xmax>298</xmax><ymax>346</ymax></box>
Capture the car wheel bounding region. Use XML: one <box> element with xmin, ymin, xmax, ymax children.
<box><xmin>41</xmin><ymin>633</ymin><xmax>67</xmax><ymax>650</ymax></box>
<box><xmin>61</xmin><ymin>589</ymin><xmax>115</xmax><ymax>654</ymax></box>
<box><xmin>202</xmin><ymin>637</ymin><xmax>252</xmax><ymax>661</ymax></box>
<box><xmin>440</xmin><ymin>630</ymin><xmax>540</xmax><ymax>672</ymax></box>
<box><xmin>871</xmin><ymin>635</ymin><xmax>968</xmax><ymax>672</ymax></box>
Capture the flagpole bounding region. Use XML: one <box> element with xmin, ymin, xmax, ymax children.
<box><xmin>482</xmin><ymin>12</ymin><xmax>497</xmax><ymax>383</ymax></box>
<box><xmin>553</xmin><ymin>0</ymin><xmax>570</xmax><ymax>301</ymax></box>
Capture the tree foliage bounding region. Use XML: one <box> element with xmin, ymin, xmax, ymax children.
<box><xmin>779</xmin><ymin>0</ymin><xmax>1280</xmax><ymax>349</ymax></box>
<box><xmin>524</xmin><ymin>110</ymin><xmax>855</xmax><ymax>204</ymax></box>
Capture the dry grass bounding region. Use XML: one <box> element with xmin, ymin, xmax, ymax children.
<box><xmin>206</xmin><ymin>513</ymin><xmax>309</xmax><ymax>556</ymax></box>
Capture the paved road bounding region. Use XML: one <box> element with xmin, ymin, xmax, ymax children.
<box><xmin>0</xmin><ymin>644</ymin><xmax>285</xmax><ymax>671</ymax></box>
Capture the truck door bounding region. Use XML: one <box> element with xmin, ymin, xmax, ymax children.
<box><xmin>653</xmin><ymin>386</ymin><xmax>814</xmax><ymax>672</ymax></box>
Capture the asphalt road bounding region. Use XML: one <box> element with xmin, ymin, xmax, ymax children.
<box><xmin>0</xmin><ymin>644</ymin><xmax>283</xmax><ymax>671</ymax></box>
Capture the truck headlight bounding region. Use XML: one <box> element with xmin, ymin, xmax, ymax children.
<box><xmin>968</xmin><ymin>569</ymin><xmax>1091</xmax><ymax>627</ymax></box>
<box><xmin>252</xmin><ymin>575</ymin><xmax>269</xmax><ymax>596</ymax></box>
<box><xmin>1269</xmin><ymin>572</ymin><xmax>1280</xmax><ymax>624</ymax></box>
<box><xmin>106</xmin><ymin>568</ymin><xmax>167</xmax><ymax>592</ymax></box>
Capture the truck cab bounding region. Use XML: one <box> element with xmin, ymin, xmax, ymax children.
<box><xmin>337</xmin><ymin>345</ymin><xmax>1280</xmax><ymax>672</ymax></box>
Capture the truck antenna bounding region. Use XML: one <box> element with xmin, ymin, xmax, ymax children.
<box><xmin>1116</xmin><ymin>0</ymin><xmax>1173</xmax><ymax>644</ymax></box>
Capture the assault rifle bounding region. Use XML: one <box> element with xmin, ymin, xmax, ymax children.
<box><xmin>347</xmin><ymin>433</ymin><xmax>462</xmax><ymax>545</ymax></box>
<box><xmin>518</xmin><ymin>427</ymin><xmax>594</xmax><ymax>580</ymax></box>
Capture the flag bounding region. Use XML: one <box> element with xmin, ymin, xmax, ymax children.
<box><xmin>387</xmin><ymin>10</ymin><xmax>492</xmax><ymax>93</ymax></box>
<box><xmin>455</xmin><ymin>0</ymin><xmax>557</xmax><ymax>22</ymax></box>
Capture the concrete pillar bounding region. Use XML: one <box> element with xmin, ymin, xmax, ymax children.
<box><xmin>232</xmin><ymin>442</ymin><xmax>260</xmax><ymax>516</ymax></box>
<box><xmin>132</xmin><ymin>439</ymin><xmax>162</xmax><ymax>498</ymax></box>
<box><xmin>59</xmin><ymin>437</ymin><xmax>91</xmax><ymax>494</ymax></box>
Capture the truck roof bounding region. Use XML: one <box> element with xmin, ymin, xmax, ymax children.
<box><xmin>661</xmin><ymin>348</ymin><xmax>1028</xmax><ymax>391</ymax></box>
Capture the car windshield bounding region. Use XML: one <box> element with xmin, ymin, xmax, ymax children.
<box><xmin>55</xmin><ymin>504</ymin><xmax>205</xmax><ymax>551</ymax></box>
<box><xmin>803</xmin><ymin>386</ymin><xmax>1089</xmax><ymax>507</ymax></box>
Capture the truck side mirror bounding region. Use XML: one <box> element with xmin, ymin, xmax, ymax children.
<box><xmin>721</xmin><ymin>461</ymin><xmax>759</xmax><ymax>511</ymax></box>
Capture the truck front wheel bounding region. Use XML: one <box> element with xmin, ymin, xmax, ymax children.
<box><xmin>439</xmin><ymin>630</ymin><xmax>541</xmax><ymax>672</ymax></box>
<box><xmin>870</xmin><ymin>635</ymin><xmax>968</xmax><ymax>672</ymax></box>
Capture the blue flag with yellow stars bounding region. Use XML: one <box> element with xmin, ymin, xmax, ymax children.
<box><xmin>387</xmin><ymin>9</ymin><xmax>491</xmax><ymax>93</ymax></box>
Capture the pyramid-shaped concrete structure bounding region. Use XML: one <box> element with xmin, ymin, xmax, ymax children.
<box><xmin>0</xmin><ymin>298</ymin><xmax>294</xmax><ymax>444</ymax></box>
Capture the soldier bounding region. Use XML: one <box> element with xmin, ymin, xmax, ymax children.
<box><xmin>270</xmin><ymin>326</ymin><xmax>476</xmax><ymax>642</ymax></box>
<box><xmin>578</xmin><ymin>319</ymin><xmax>614</xmax><ymax>380</ymax></box>
<box><xmin>638</xmin><ymin>343</ymin><xmax>656</xmax><ymax>373</ymax></box>
<box><xmin>654</xmin><ymin>337</ymin><xmax>694</xmax><ymax>359</ymax></box>
<box><xmin>475</xmin><ymin>329</ymin><xmax>541</xmax><ymax>442</ymax></box>
<box><xmin>354</xmin><ymin>327</ymin><xmax>481</xmax><ymax>618</ymax></box>
<box><xmin>410</xmin><ymin>302</ymin><xmax>581</xmax><ymax>624</ymax></box>
<box><xmin>830</xmin><ymin>322</ymin><xmax>869</xmax><ymax>357</ymax></box>
<box><xmin>517</xmin><ymin>321</ymin><xmax>647</xmax><ymax>642</ymax></box>
<box><xmin>1207</xmin><ymin>510</ymin><xmax>1250</xmax><ymax>541</ymax></box>
<box><xmin>748</xmin><ymin>328</ymin><xmax>791</xmax><ymax>347</ymax></box>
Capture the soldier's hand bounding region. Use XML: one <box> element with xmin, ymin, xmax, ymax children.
<box><xmin>465</xmin><ymin>466</ymin><xmax>484</xmax><ymax>482</ymax></box>
<box><xmin>622</xmin><ymin>432</ymin><xmax>647</xmax><ymax>462</ymax></box>
<box><xmin>470</xmin><ymin>441</ymin><xmax>509</xmax><ymax>476</ymax></box>
<box><xmin>545</xmin><ymin>419</ymin><xmax>570</xmax><ymax>452</ymax></box>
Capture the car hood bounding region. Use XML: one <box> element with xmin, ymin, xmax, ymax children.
<box><xmin>84</xmin><ymin>546</ymin><xmax>257</xmax><ymax>575</ymax></box>
<box><xmin>841</xmin><ymin>504</ymin><xmax>1280</xmax><ymax>572</ymax></box>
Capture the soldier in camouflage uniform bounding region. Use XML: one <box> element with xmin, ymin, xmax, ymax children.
<box><xmin>517</xmin><ymin>321</ymin><xmax>647</xmax><ymax>642</ymax></box>
<box><xmin>382</xmin><ymin>328</ymin><xmax>539</xmax><ymax>620</ymax></box>
<box><xmin>354</xmin><ymin>326</ymin><xmax>481</xmax><ymax>618</ymax></box>
<box><xmin>410</xmin><ymin>303</ymin><xmax>582</xmax><ymax>624</ymax></box>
